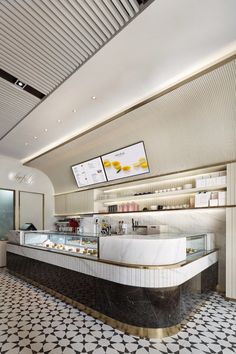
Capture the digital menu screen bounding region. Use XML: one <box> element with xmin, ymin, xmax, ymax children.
<box><xmin>72</xmin><ymin>157</ymin><xmax>107</xmax><ymax>187</ymax></box>
<box><xmin>101</xmin><ymin>141</ymin><xmax>149</xmax><ymax>181</ymax></box>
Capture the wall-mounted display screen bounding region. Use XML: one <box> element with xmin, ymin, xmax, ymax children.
<box><xmin>72</xmin><ymin>157</ymin><xmax>107</xmax><ymax>187</ymax></box>
<box><xmin>101</xmin><ymin>141</ymin><xmax>149</xmax><ymax>181</ymax></box>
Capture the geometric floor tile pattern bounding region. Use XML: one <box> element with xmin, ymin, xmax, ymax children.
<box><xmin>0</xmin><ymin>269</ymin><xmax>236</xmax><ymax>354</ymax></box>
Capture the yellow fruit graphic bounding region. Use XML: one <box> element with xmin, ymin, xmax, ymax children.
<box><xmin>112</xmin><ymin>161</ymin><xmax>121</xmax><ymax>170</ymax></box>
<box><xmin>122</xmin><ymin>165</ymin><xmax>131</xmax><ymax>171</ymax></box>
<box><xmin>139</xmin><ymin>157</ymin><xmax>146</xmax><ymax>163</ymax></box>
<box><xmin>103</xmin><ymin>160</ymin><xmax>111</xmax><ymax>168</ymax></box>
<box><xmin>140</xmin><ymin>162</ymin><xmax>148</xmax><ymax>169</ymax></box>
<box><xmin>112</xmin><ymin>161</ymin><xmax>120</xmax><ymax>166</ymax></box>
<box><xmin>133</xmin><ymin>162</ymin><xmax>140</xmax><ymax>168</ymax></box>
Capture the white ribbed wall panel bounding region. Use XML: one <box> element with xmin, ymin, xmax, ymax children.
<box><xmin>226</xmin><ymin>207</ymin><xmax>236</xmax><ymax>299</ymax></box>
<box><xmin>226</xmin><ymin>162</ymin><xmax>236</xmax><ymax>299</ymax></box>
<box><xmin>227</xmin><ymin>162</ymin><xmax>236</xmax><ymax>205</ymax></box>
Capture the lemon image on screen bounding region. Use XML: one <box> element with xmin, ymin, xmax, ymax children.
<box><xmin>140</xmin><ymin>161</ymin><xmax>148</xmax><ymax>168</ymax></box>
<box><xmin>122</xmin><ymin>165</ymin><xmax>131</xmax><ymax>171</ymax></box>
<box><xmin>112</xmin><ymin>161</ymin><xmax>121</xmax><ymax>170</ymax></box>
<box><xmin>103</xmin><ymin>160</ymin><xmax>111</xmax><ymax>168</ymax></box>
<box><xmin>133</xmin><ymin>162</ymin><xmax>140</xmax><ymax>168</ymax></box>
<box><xmin>133</xmin><ymin>157</ymin><xmax>148</xmax><ymax>169</ymax></box>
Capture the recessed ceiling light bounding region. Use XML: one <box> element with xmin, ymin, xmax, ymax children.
<box><xmin>72</xmin><ymin>109</ymin><xmax>77</xmax><ymax>113</ymax></box>
<box><xmin>25</xmin><ymin>142</ymin><xmax>29</xmax><ymax>146</ymax></box>
<box><xmin>91</xmin><ymin>96</ymin><xmax>96</xmax><ymax>100</ymax></box>
<box><xmin>44</xmin><ymin>128</ymin><xmax>48</xmax><ymax>132</ymax></box>
<box><xmin>15</xmin><ymin>79</ymin><xmax>26</xmax><ymax>89</ymax></box>
<box><xmin>57</xmin><ymin>119</ymin><xmax>62</xmax><ymax>123</ymax></box>
<box><xmin>34</xmin><ymin>136</ymin><xmax>38</xmax><ymax>140</ymax></box>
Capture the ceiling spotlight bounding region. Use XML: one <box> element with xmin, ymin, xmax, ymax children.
<box><xmin>15</xmin><ymin>79</ymin><xmax>26</xmax><ymax>89</ymax></box>
<box><xmin>44</xmin><ymin>128</ymin><xmax>48</xmax><ymax>132</ymax></box>
<box><xmin>91</xmin><ymin>96</ymin><xmax>96</xmax><ymax>100</ymax></box>
<box><xmin>34</xmin><ymin>136</ymin><xmax>38</xmax><ymax>140</ymax></box>
<box><xmin>25</xmin><ymin>142</ymin><xmax>29</xmax><ymax>146</ymax></box>
<box><xmin>72</xmin><ymin>109</ymin><xmax>77</xmax><ymax>113</ymax></box>
<box><xmin>57</xmin><ymin>119</ymin><xmax>62</xmax><ymax>123</ymax></box>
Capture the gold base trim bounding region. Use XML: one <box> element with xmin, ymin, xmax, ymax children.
<box><xmin>9</xmin><ymin>270</ymin><xmax>180</xmax><ymax>339</ymax></box>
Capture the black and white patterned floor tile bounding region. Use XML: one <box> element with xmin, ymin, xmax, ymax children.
<box><xmin>0</xmin><ymin>268</ymin><xmax>236</xmax><ymax>354</ymax></box>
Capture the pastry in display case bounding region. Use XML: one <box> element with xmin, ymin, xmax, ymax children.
<box><xmin>23</xmin><ymin>232</ymin><xmax>99</xmax><ymax>258</ymax></box>
<box><xmin>186</xmin><ymin>234</ymin><xmax>208</xmax><ymax>256</ymax></box>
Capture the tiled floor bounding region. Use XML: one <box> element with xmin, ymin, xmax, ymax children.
<box><xmin>0</xmin><ymin>269</ymin><xmax>236</xmax><ymax>354</ymax></box>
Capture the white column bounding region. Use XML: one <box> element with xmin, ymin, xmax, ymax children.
<box><xmin>226</xmin><ymin>162</ymin><xmax>236</xmax><ymax>299</ymax></box>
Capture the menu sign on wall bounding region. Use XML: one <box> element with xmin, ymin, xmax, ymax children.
<box><xmin>101</xmin><ymin>141</ymin><xmax>149</xmax><ymax>181</ymax></box>
<box><xmin>72</xmin><ymin>157</ymin><xmax>107</xmax><ymax>187</ymax></box>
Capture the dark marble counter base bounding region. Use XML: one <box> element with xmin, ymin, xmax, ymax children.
<box><xmin>6</xmin><ymin>252</ymin><xmax>218</xmax><ymax>338</ymax></box>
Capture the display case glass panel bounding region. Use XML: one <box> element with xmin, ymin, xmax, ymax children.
<box><xmin>23</xmin><ymin>232</ymin><xmax>99</xmax><ymax>258</ymax></box>
<box><xmin>186</xmin><ymin>234</ymin><xmax>206</xmax><ymax>256</ymax></box>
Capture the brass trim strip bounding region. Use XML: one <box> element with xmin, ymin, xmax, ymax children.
<box><xmin>24</xmin><ymin>54</ymin><xmax>236</xmax><ymax>165</ymax></box>
<box><xmin>9</xmin><ymin>270</ymin><xmax>181</xmax><ymax>339</ymax></box>
<box><xmin>225</xmin><ymin>297</ymin><xmax>236</xmax><ymax>303</ymax></box>
<box><xmin>97</xmin><ymin>258</ymin><xmax>184</xmax><ymax>269</ymax></box>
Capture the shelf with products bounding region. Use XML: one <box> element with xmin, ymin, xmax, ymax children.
<box><xmin>53</xmin><ymin>163</ymin><xmax>228</xmax><ymax>217</ymax></box>
<box><xmin>94</xmin><ymin>167</ymin><xmax>227</xmax><ymax>212</ymax></box>
<box><xmin>97</xmin><ymin>184</ymin><xmax>227</xmax><ymax>204</ymax></box>
<box><xmin>54</xmin><ymin>205</ymin><xmax>236</xmax><ymax>218</ymax></box>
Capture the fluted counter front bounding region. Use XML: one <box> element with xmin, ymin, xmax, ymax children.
<box><xmin>6</xmin><ymin>232</ymin><xmax>218</xmax><ymax>338</ymax></box>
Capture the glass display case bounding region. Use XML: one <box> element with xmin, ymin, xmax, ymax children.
<box><xmin>23</xmin><ymin>232</ymin><xmax>99</xmax><ymax>258</ymax></box>
<box><xmin>186</xmin><ymin>234</ymin><xmax>207</xmax><ymax>256</ymax></box>
<box><xmin>21</xmin><ymin>232</ymin><xmax>213</xmax><ymax>264</ymax></box>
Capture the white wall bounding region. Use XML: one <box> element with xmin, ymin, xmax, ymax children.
<box><xmin>0</xmin><ymin>154</ymin><xmax>55</xmax><ymax>230</ymax></box>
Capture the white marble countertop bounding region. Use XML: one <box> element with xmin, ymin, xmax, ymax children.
<box><xmin>99</xmin><ymin>234</ymin><xmax>188</xmax><ymax>265</ymax></box>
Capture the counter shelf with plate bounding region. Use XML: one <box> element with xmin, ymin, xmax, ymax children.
<box><xmin>23</xmin><ymin>232</ymin><xmax>99</xmax><ymax>258</ymax></box>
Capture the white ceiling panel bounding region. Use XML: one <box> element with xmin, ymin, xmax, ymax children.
<box><xmin>0</xmin><ymin>78</ymin><xmax>40</xmax><ymax>137</ymax></box>
<box><xmin>0</xmin><ymin>0</ymin><xmax>145</xmax><ymax>140</ymax></box>
<box><xmin>0</xmin><ymin>0</ymin><xmax>235</xmax><ymax>161</ymax></box>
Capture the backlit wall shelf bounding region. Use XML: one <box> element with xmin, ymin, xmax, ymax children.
<box><xmin>96</xmin><ymin>184</ymin><xmax>227</xmax><ymax>205</ymax></box>
<box><xmin>54</xmin><ymin>163</ymin><xmax>227</xmax><ymax>216</ymax></box>
<box><xmin>54</xmin><ymin>205</ymin><xmax>235</xmax><ymax>218</ymax></box>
